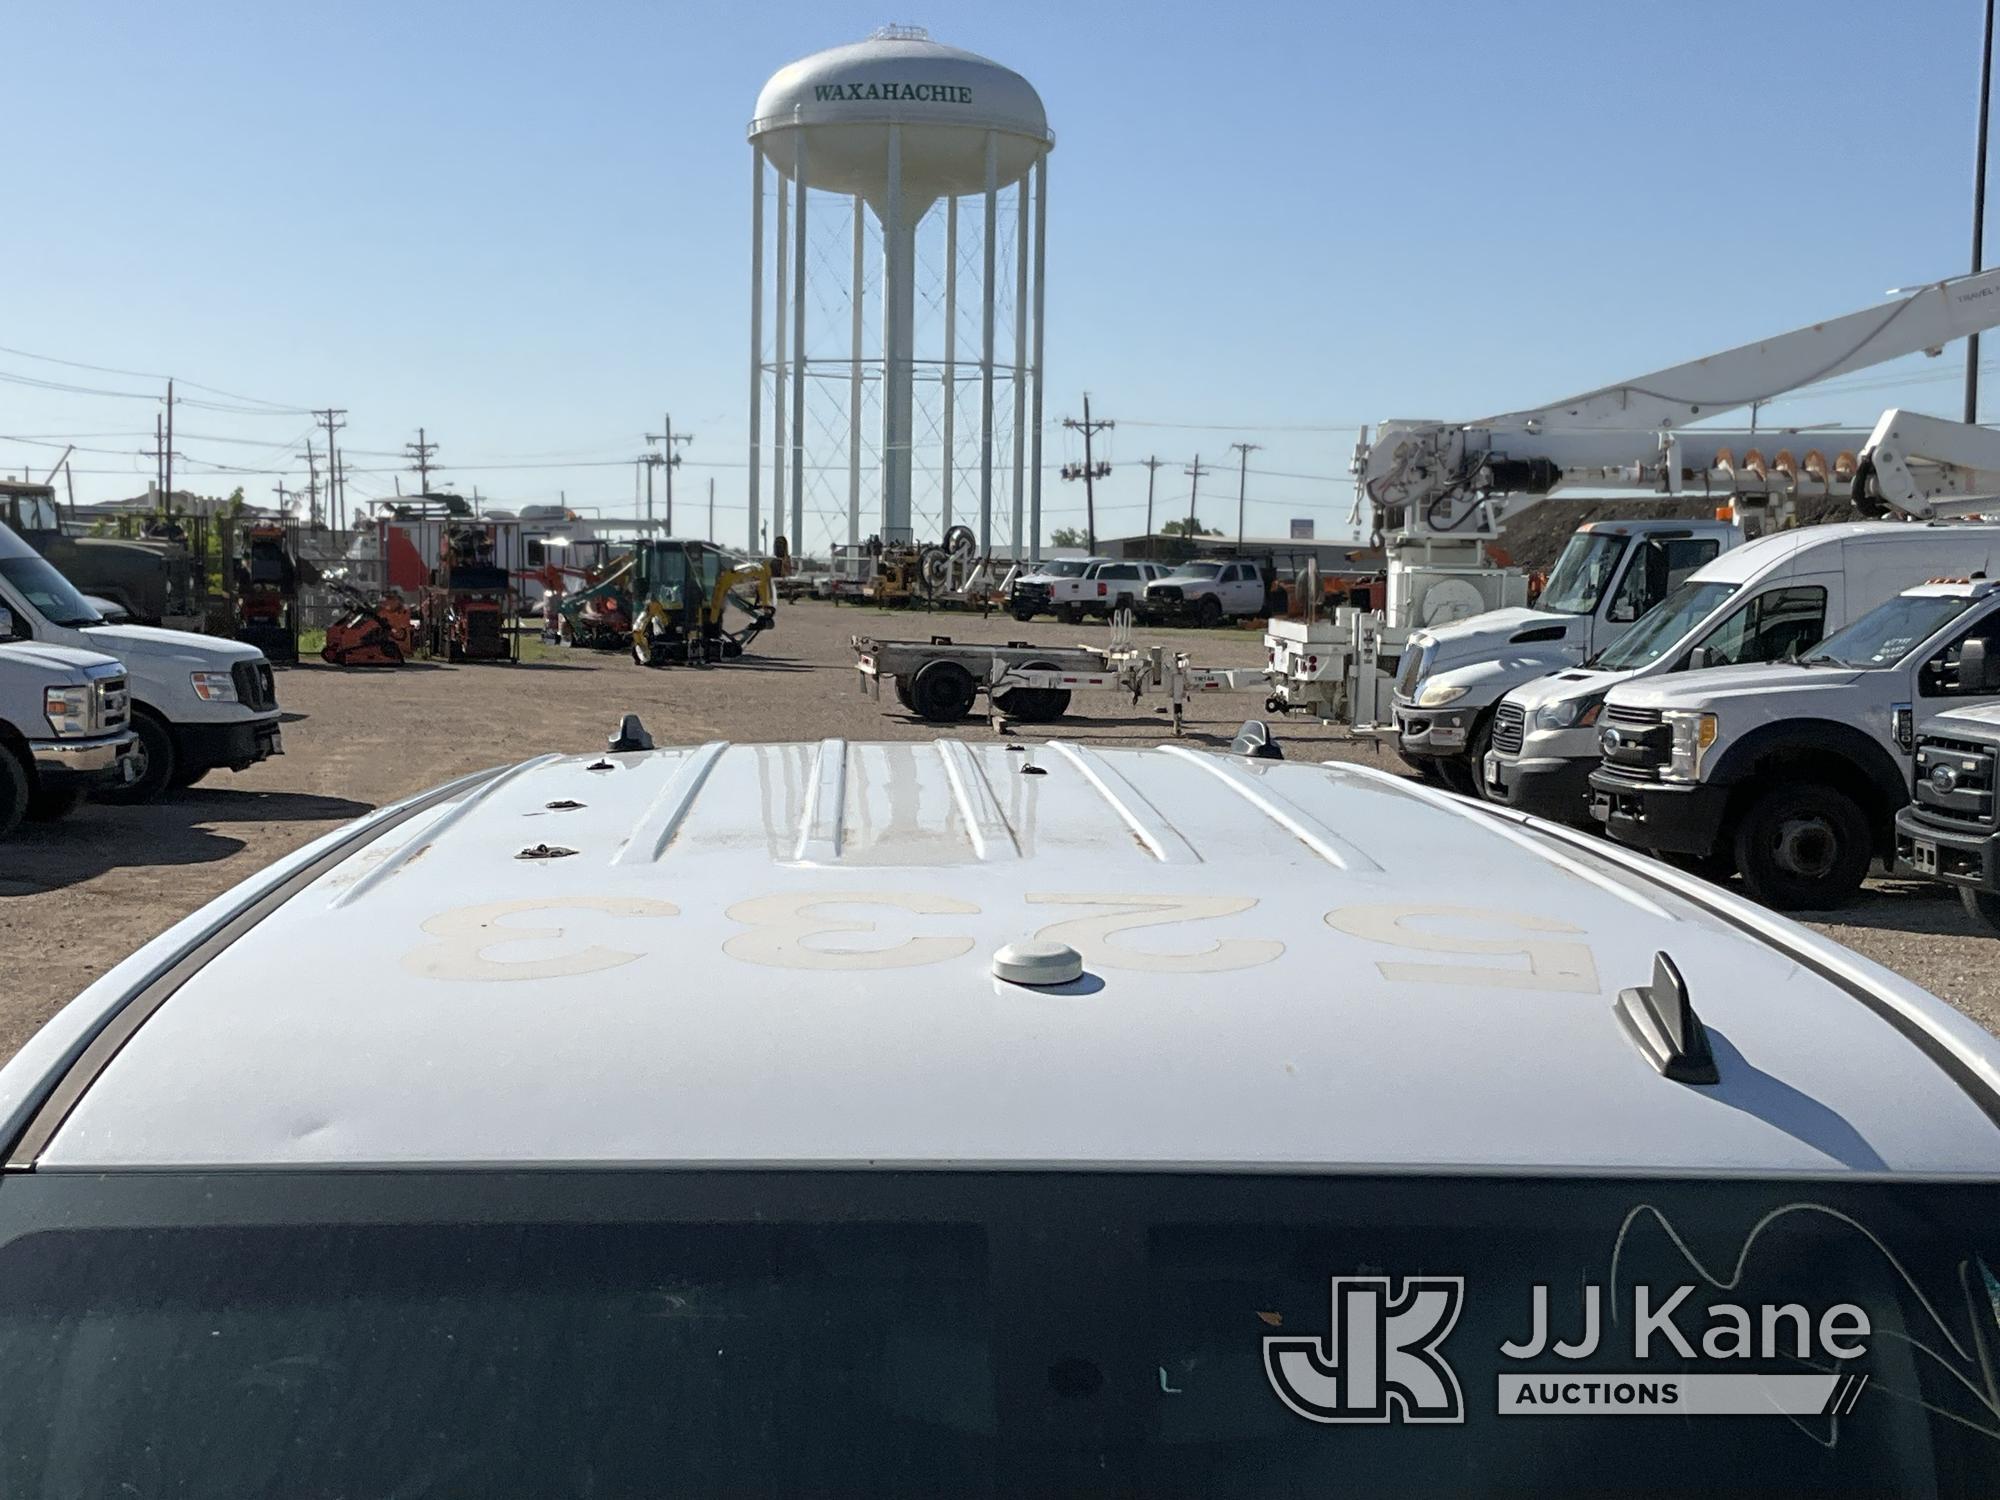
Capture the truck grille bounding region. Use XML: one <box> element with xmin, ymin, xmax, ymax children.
<box><xmin>1150</xmin><ymin>586</ymin><xmax>1183</xmax><ymax>605</ymax></box>
<box><xmin>95</xmin><ymin>675</ymin><xmax>129</xmax><ymax>732</ymax></box>
<box><xmin>1491</xmin><ymin>701</ymin><xmax>1525</xmax><ymax>756</ymax></box>
<box><xmin>232</xmin><ymin>659</ymin><xmax>278</xmax><ymax>712</ymax></box>
<box><xmin>1598</xmin><ymin>703</ymin><xmax>1669</xmax><ymax>779</ymax></box>
<box><xmin>1913</xmin><ymin>734</ymin><xmax>1997</xmax><ymax>829</ymax></box>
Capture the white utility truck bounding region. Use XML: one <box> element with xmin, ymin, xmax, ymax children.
<box><xmin>0</xmin><ymin>638</ymin><xmax>134</xmax><ymax>837</ymax></box>
<box><xmin>1393</xmin><ymin>519</ymin><xmax>1740</xmax><ymax>790</ymax></box>
<box><xmin>0</xmin><ymin>521</ymin><xmax>282</xmax><ymax>801</ymax></box>
<box><xmin>1897</xmin><ymin>698</ymin><xmax>2000</xmax><ymax>931</ymax></box>
<box><xmin>1264</xmin><ymin>267</ymin><xmax>2000</xmax><ymax>733</ymax></box>
<box><xmin>2</xmin><ymin>721</ymin><xmax>1999</xmax><ymax>1489</ymax></box>
<box><xmin>1485</xmin><ymin>524</ymin><xmax>2000</xmax><ymax>831</ymax></box>
<box><xmin>1141</xmin><ymin>558</ymin><xmax>1274</xmax><ymax>626</ymax></box>
<box><xmin>1010</xmin><ymin>557</ymin><xmax>1166</xmax><ymax>623</ymax></box>
<box><xmin>1589</xmin><ymin>576</ymin><xmax>2000</xmax><ymax>908</ymax></box>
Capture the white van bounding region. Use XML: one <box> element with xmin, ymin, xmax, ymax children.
<box><xmin>1482</xmin><ymin>522</ymin><xmax>2000</xmax><ymax>826</ymax></box>
<box><xmin>0</xmin><ymin>522</ymin><xmax>283</xmax><ymax>801</ymax></box>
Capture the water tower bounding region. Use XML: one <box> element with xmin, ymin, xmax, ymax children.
<box><xmin>748</xmin><ymin>26</ymin><xmax>1052</xmax><ymax>558</ymax></box>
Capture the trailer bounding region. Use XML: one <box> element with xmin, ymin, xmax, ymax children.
<box><xmin>854</xmin><ymin>613</ymin><xmax>1266</xmax><ymax>734</ymax></box>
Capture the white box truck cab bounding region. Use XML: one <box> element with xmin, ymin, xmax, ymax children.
<box><xmin>1486</xmin><ymin>523</ymin><xmax>2000</xmax><ymax>833</ymax></box>
<box><xmin>0</xmin><ymin>638</ymin><xmax>134</xmax><ymax>837</ymax></box>
<box><xmin>1590</xmin><ymin>573</ymin><xmax>2000</xmax><ymax>910</ymax></box>
<box><xmin>0</xmin><ymin>522</ymin><xmax>282</xmax><ymax>802</ymax></box>
<box><xmin>1393</xmin><ymin>519</ymin><xmax>1740</xmax><ymax>790</ymax></box>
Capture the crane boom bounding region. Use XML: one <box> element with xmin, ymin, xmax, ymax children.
<box><xmin>1360</xmin><ymin>267</ymin><xmax>2000</xmax><ymax>543</ymax></box>
<box><xmin>1854</xmin><ymin>408</ymin><xmax>2000</xmax><ymax>521</ymax></box>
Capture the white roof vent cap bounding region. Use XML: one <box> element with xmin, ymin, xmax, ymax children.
<box><xmin>993</xmin><ymin>940</ymin><xmax>1083</xmax><ymax>987</ymax></box>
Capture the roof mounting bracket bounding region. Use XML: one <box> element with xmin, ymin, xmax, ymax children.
<box><xmin>1615</xmin><ymin>951</ymin><xmax>1719</xmax><ymax>1085</ymax></box>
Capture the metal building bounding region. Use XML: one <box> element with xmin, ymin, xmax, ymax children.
<box><xmin>748</xmin><ymin>27</ymin><xmax>1052</xmax><ymax>559</ymax></box>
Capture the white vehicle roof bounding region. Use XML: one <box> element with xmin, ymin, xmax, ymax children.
<box><xmin>1688</xmin><ymin>521</ymin><xmax>2000</xmax><ymax>585</ymax></box>
<box><xmin>8</xmin><ymin>740</ymin><xmax>2000</xmax><ymax>1175</ymax></box>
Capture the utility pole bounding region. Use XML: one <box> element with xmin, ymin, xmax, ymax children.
<box><xmin>273</xmin><ymin>481</ymin><xmax>294</xmax><ymax>520</ymax></box>
<box><xmin>154</xmin><ymin>412</ymin><xmax>164</xmax><ymax>501</ymax></box>
<box><xmin>1972</xmin><ymin>0</ymin><xmax>1996</xmax><ymax>424</ymax></box>
<box><xmin>315</xmin><ymin>408</ymin><xmax>347</xmax><ymax>531</ymax></box>
<box><xmin>1182</xmin><ymin>454</ymin><xmax>1211</xmax><ymax>540</ymax></box>
<box><xmin>708</xmin><ymin>476</ymin><xmax>715</xmax><ymax>541</ymax></box>
<box><xmin>305</xmin><ymin>441</ymin><xmax>321</xmax><ymax>530</ymax></box>
<box><xmin>1138</xmin><ymin>455</ymin><xmax>1166</xmax><ymax>540</ymax></box>
<box><xmin>1229</xmin><ymin>442</ymin><xmax>1262</xmax><ymax>548</ymax></box>
<box><xmin>639</xmin><ymin>453</ymin><xmax>664</xmax><ymax>526</ymax></box>
<box><xmin>647</xmin><ymin>415</ymin><xmax>693</xmax><ymax>533</ymax></box>
<box><xmin>404</xmin><ymin>428</ymin><xmax>437</xmax><ymax>495</ymax></box>
<box><xmin>162</xmin><ymin>379</ymin><xmax>175</xmax><ymax>519</ymax></box>
<box><xmin>1060</xmin><ymin>395</ymin><xmax>1114</xmax><ymax>553</ymax></box>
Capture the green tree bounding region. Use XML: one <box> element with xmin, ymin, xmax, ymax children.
<box><xmin>1050</xmin><ymin>526</ymin><xmax>1087</xmax><ymax>548</ymax></box>
<box><xmin>1161</xmin><ymin>516</ymin><xmax>1221</xmax><ymax>538</ymax></box>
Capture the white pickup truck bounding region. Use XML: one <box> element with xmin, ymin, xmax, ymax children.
<box><xmin>0</xmin><ymin>521</ymin><xmax>282</xmax><ymax>801</ymax></box>
<box><xmin>1008</xmin><ymin>558</ymin><xmax>1168</xmax><ymax>623</ymax></box>
<box><xmin>1393</xmin><ymin>519</ymin><xmax>1740</xmax><ymax>791</ymax></box>
<box><xmin>1591</xmin><ymin>578</ymin><xmax>2000</xmax><ymax>909</ymax></box>
<box><xmin>0</xmin><ymin>640</ymin><xmax>134</xmax><ymax>837</ymax></box>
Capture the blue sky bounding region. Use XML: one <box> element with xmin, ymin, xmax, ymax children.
<box><xmin>1</xmin><ymin>0</ymin><xmax>1993</xmax><ymax>549</ymax></box>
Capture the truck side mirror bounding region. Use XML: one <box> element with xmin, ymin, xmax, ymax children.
<box><xmin>0</xmin><ymin>606</ymin><xmax>12</xmax><ymax>639</ymax></box>
<box><xmin>1686</xmin><ymin>646</ymin><xmax>1714</xmax><ymax>671</ymax></box>
<box><xmin>1962</xmin><ymin>638</ymin><xmax>1997</xmax><ymax>692</ymax></box>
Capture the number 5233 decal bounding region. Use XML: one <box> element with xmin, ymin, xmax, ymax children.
<box><xmin>401</xmin><ymin>893</ymin><xmax>1600</xmax><ymax>993</ymax></box>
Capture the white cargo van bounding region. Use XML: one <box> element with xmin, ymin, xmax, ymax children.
<box><xmin>1483</xmin><ymin>522</ymin><xmax>2000</xmax><ymax>827</ymax></box>
<box><xmin>0</xmin><ymin>521</ymin><xmax>283</xmax><ymax>801</ymax></box>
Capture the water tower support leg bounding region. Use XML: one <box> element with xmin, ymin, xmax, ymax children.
<box><xmin>979</xmin><ymin>132</ymin><xmax>998</xmax><ymax>558</ymax></box>
<box><xmin>849</xmin><ymin>194</ymin><xmax>864</xmax><ymax>549</ymax></box>
<box><xmin>943</xmin><ymin>195</ymin><xmax>957</xmax><ymax>536</ymax></box>
<box><xmin>1011</xmin><ymin>173</ymin><xmax>1029</xmax><ymax>562</ymax></box>
<box><xmin>773</xmin><ymin>172</ymin><xmax>789</xmax><ymax>548</ymax></box>
<box><xmin>880</xmin><ymin>124</ymin><xmax>915</xmax><ymax>545</ymax></box>
<box><xmin>748</xmin><ymin>149</ymin><xmax>763</xmax><ymax>555</ymax></box>
<box><xmin>790</xmin><ymin>136</ymin><xmax>807</xmax><ymax>558</ymax></box>
<box><xmin>1029</xmin><ymin>155</ymin><xmax>1048</xmax><ymax>565</ymax></box>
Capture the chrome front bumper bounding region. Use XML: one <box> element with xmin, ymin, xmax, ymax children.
<box><xmin>29</xmin><ymin>730</ymin><xmax>137</xmax><ymax>782</ymax></box>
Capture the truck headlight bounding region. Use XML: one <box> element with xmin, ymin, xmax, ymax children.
<box><xmin>43</xmin><ymin>686</ymin><xmax>94</xmax><ymax>737</ymax></box>
<box><xmin>1534</xmin><ymin>694</ymin><xmax>1604</xmax><ymax>731</ymax></box>
<box><xmin>1664</xmin><ymin>710</ymin><xmax>1718</xmax><ymax>781</ymax></box>
<box><xmin>1415</xmin><ymin>679</ymin><xmax>1468</xmax><ymax>708</ymax></box>
<box><xmin>190</xmin><ymin>671</ymin><xmax>239</xmax><ymax>703</ymax></box>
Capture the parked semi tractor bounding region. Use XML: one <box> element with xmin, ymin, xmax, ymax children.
<box><xmin>1393</xmin><ymin>519</ymin><xmax>1741</xmax><ymax>790</ymax></box>
<box><xmin>0</xmin><ymin>522</ymin><xmax>282</xmax><ymax>801</ymax></box>
<box><xmin>1590</xmin><ymin>576</ymin><xmax>2000</xmax><ymax>908</ymax></box>
<box><xmin>0</xmin><ymin>635</ymin><xmax>134</xmax><ymax>837</ymax></box>
<box><xmin>0</xmin><ymin>481</ymin><xmax>205</xmax><ymax>630</ymax></box>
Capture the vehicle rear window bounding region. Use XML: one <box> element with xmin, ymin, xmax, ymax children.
<box><xmin>0</xmin><ymin>1171</ymin><xmax>1995</xmax><ymax>1496</ymax></box>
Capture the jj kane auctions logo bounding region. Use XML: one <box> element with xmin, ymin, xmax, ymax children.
<box><xmin>1267</xmin><ymin>1277</ymin><xmax>1872</xmax><ymax>1422</ymax></box>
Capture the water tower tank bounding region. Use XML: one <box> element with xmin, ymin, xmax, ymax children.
<box><xmin>745</xmin><ymin>27</ymin><xmax>1053</xmax><ymax>556</ymax></box>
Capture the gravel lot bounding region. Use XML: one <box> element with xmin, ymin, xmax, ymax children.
<box><xmin>3</xmin><ymin>599</ymin><xmax>1996</xmax><ymax>1057</ymax></box>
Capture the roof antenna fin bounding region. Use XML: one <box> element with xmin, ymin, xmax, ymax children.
<box><xmin>1614</xmin><ymin>951</ymin><xmax>1719</xmax><ymax>1085</ymax></box>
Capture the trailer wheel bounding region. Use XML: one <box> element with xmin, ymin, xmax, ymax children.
<box><xmin>995</xmin><ymin>659</ymin><xmax>1071</xmax><ymax>723</ymax></box>
<box><xmin>893</xmin><ymin>675</ymin><xmax>916</xmax><ymax>711</ymax></box>
<box><xmin>911</xmin><ymin>659</ymin><xmax>979</xmax><ymax>723</ymax></box>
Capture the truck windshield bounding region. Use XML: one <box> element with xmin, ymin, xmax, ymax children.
<box><xmin>1590</xmin><ymin>579</ymin><xmax>1738</xmax><ymax>670</ymax></box>
<box><xmin>1037</xmin><ymin>560</ymin><xmax>1090</xmax><ymax>578</ymax></box>
<box><xmin>1165</xmin><ymin>562</ymin><xmax>1224</xmax><ymax>580</ymax></box>
<box><xmin>0</xmin><ymin>1170</ymin><xmax>1996</xmax><ymax>1496</ymax></box>
<box><xmin>1802</xmin><ymin>593</ymin><xmax>1986</xmax><ymax>668</ymax></box>
<box><xmin>0</xmin><ymin>554</ymin><xmax>105</xmax><ymax>627</ymax></box>
<box><xmin>1537</xmin><ymin>531</ymin><xmax>1630</xmax><ymax>615</ymax></box>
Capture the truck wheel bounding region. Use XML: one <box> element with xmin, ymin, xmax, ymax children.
<box><xmin>23</xmin><ymin>784</ymin><xmax>81</xmax><ymax>821</ymax></box>
<box><xmin>1196</xmin><ymin>596</ymin><xmax>1224</xmax><ymax>628</ymax></box>
<box><xmin>995</xmin><ymin>660</ymin><xmax>1071</xmax><ymax>723</ymax></box>
<box><xmin>1466</xmin><ymin>713</ymin><xmax>1497</xmax><ymax>801</ymax></box>
<box><xmin>168</xmin><ymin>764</ymin><xmax>209</xmax><ymax>790</ymax></box>
<box><xmin>1731</xmin><ymin>783</ymin><xmax>1872</xmax><ymax>911</ymax></box>
<box><xmin>1962</xmin><ymin>886</ymin><xmax>2000</xmax><ymax>934</ymax></box>
<box><xmin>97</xmin><ymin>711</ymin><xmax>175</xmax><ymax>804</ymax></box>
<box><xmin>911</xmin><ymin>660</ymin><xmax>978</xmax><ymax>723</ymax></box>
<box><xmin>0</xmin><ymin>748</ymin><xmax>29</xmax><ymax>840</ymax></box>
<box><xmin>1057</xmin><ymin>604</ymin><xmax>1084</xmax><ymax>626</ymax></box>
<box><xmin>1012</xmin><ymin>607</ymin><xmax>1037</xmax><ymax>624</ymax></box>
<box><xmin>1435</xmin><ymin>756</ymin><xmax>1478</xmax><ymax>796</ymax></box>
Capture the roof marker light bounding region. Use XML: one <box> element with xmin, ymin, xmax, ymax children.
<box><xmin>1614</xmin><ymin>951</ymin><xmax>1718</xmax><ymax>1085</ymax></box>
<box><xmin>993</xmin><ymin>940</ymin><xmax>1083</xmax><ymax>986</ymax></box>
